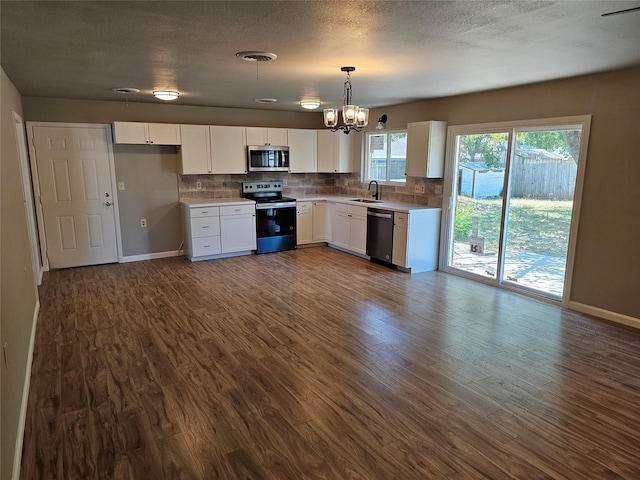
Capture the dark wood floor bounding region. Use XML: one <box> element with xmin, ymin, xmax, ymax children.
<box><xmin>20</xmin><ymin>246</ymin><xmax>640</xmax><ymax>479</ymax></box>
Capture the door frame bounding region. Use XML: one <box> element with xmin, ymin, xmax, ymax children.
<box><xmin>439</xmin><ymin>115</ymin><xmax>591</xmax><ymax>307</ymax></box>
<box><xmin>26</xmin><ymin>122</ymin><xmax>123</xmax><ymax>271</ymax></box>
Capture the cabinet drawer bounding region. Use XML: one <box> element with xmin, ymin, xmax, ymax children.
<box><xmin>192</xmin><ymin>236</ymin><xmax>221</xmax><ymax>256</ymax></box>
<box><xmin>220</xmin><ymin>204</ymin><xmax>255</xmax><ymax>216</ymax></box>
<box><xmin>394</xmin><ymin>212</ymin><xmax>409</xmax><ymax>225</ymax></box>
<box><xmin>190</xmin><ymin>206</ymin><xmax>219</xmax><ymax>218</ymax></box>
<box><xmin>191</xmin><ymin>216</ymin><xmax>220</xmax><ymax>238</ymax></box>
<box><xmin>297</xmin><ymin>201</ymin><xmax>312</xmax><ymax>211</ymax></box>
<box><xmin>335</xmin><ymin>203</ymin><xmax>367</xmax><ymax>217</ymax></box>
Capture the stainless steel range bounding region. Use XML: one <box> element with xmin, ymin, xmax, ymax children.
<box><xmin>242</xmin><ymin>181</ymin><xmax>297</xmax><ymax>254</ymax></box>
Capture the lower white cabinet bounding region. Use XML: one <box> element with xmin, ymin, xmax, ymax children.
<box><xmin>312</xmin><ymin>201</ymin><xmax>327</xmax><ymax>241</ymax></box>
<box><xmin>330</xmin><ymin>203</ymin><xmax>367</xmax><ymax>255</ymax></box>
<box><xmin>183</xmin><ymin>202</ymin><xmax>256</xmax><ymax>261</ymax></box>
<box><xmin>392</xmin><ymin>209</ymin><xmax>441</xmax><ymax>272</ymax></box>
<box><xmin>220</xmin><ymin>204</ymin><xmax>256</xmax><ymax>253</ymax></box>
<box><xmin>296</xmin><ymin>201</ymin><xmax>313</xmax><ymax>245</ymax></box>
<box><xmin>182</xmin><ymin>206</ymin><xmax>221</xmax><ymax>260</ymax></box>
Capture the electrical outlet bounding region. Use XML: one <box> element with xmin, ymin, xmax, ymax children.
<box><xmin>283</xmin><ymin>179</ymin><xmax>287</xmax><ymax>187</ymax></box>
<box><xmin>196</xmin><ymin>181</ymin><xmax>202</xmax><ymax>190</ymax></box>
<box><xmin>420</xmin><ymin>185</ymin><xmax>425</xmax><ymax>194</ymax></box>
<box><xmin>118</xmin><ymin>182</ymin><xmax>125</xmax><ymax>191</ymax></box>
<box><xmin>140</xmin><ymin>219</ymin><xmax>147</xmax><ymax>228</ymax></box>
<box><xmin>435</xmin><ymin>185</ymin><xmax>443</xmax><ymax>195</ymax></box>
<box><xmin>414</xmin><ymin>184</ymin><xmax>425</xmax><ymax>194</ymax></box>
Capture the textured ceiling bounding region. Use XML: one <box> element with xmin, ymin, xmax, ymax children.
<box><xmin>2</xmin><ymin>1</ymin><xmax>639</xmax><ymax>112</ymax></box>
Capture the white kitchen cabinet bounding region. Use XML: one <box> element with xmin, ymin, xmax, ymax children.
<box><xmin>210</xmin><ymin>126</ymin><xmax>247</xmax><ymax>174</ymax></box>
<box><xmin>113</xmin><ymin>121</ymin><xmax>181</xmax><ymax>145</ymax></box>
<box><xmin>405</xmin><ymin>120</ymin><xmax>447</xmax><ymax>178</ymax></box>
<box><xmin>326</xmin><ymin>201</ymin><xmax>335</xmax><ymax>242</ymax></box>
<box><xmin>179</xmin><ymin>124</ymin><xmax>211</xmax><ymax>174</ymax></box>
<box><xmin>220</xmin><ymin>204</ymin><xmax>256</xmax><ymax>253</ymax></box>
<box><xmin>316</xmin><ymin>130</ymin><xmax>354</xmax><ymax>173</ymax></box>
<box><xmin>182</xmin><ymin>205</ymin><xmax>221</xmax><ymax>261</ymax></box>
<box><xmin>312</xmin><ymin>201</ymin><xmax>327</xmax><ymax>241</ymax></box>
<box><xmin>288</xmin><ymin>129</ymin><xmax>317</xmax><ymax>173</ymax></box>
<box><xmin>392</xmin><ymin>209</ymin><xmax>441</xmax><ymax>272</ymax></box>
<box><xmin>246</xmin><ymin>127</ymin><xmax>288</xmax><ymax>146</ymax></box>
<box><xmin>330</xmin><ymin>203</ymin><xmax>367</xmax><ymax>255</ymax></box>
<box><xmin>296</xmin><ymin>201</ymin><xmax>313</xmax><ymax>245</ymax></box>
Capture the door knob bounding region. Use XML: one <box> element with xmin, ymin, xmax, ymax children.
<box><xmin>105</xmin><ymin>201</ymin><xmax>112</xmax><ymax>207</ymax></box>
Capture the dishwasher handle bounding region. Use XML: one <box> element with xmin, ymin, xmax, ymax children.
<box><xmin>367</xmin><ymin>211</ymin><xmax>393</xmax><ymax>219</ymax></box>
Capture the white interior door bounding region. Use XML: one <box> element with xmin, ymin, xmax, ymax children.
<box><xmin>31</xmin><ymin>125</ymin><xmax>118</xmax><ymax>269</ymax></box>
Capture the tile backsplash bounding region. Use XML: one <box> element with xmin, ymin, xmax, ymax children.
<box><xmin>179</xmin><ymin>172</ymin><xmax>443</xmax><ymax>207</ymax></box>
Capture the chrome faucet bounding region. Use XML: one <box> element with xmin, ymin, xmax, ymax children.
<box><xmin>368</xmin><ymin>180</ymin><xmax>379</xmax><ymax>200</ymax></box>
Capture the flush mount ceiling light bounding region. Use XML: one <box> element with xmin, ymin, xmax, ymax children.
<box><xmin>300</xmin><ymin>100</ymin><xmax>321</xmax><ymax>110</ymax></box>
<box><xmin>323</xmin><ymin>67</ymin><xmax>369</xmax><ymax>134</ymax></box>
<box><xmin>153</xmin><ymin>90</ymin><xmax>180</xmax><ymax>101</ymax></box>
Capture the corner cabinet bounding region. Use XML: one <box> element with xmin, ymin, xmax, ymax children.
<box><xmin>317</xmin><ymin>130</ymin><xmax>353</xmax><ymax>173</ymax></box>
<box><xmin>405</xmin><ymin>120</ymin><xmax>447</xmax><ymax>178</ymax></box>
<box><xmin>113</xmin><ymin>122</ymin><xmax>181</xmax><ymax>145</ymax></box>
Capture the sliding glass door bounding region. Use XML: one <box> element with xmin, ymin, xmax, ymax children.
<box><xmin>442</xmin><ymin>117</ymin><xmax>590</xmax><ymax>301</ymax></box>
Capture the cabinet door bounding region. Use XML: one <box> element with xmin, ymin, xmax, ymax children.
<box><xmin>350</xmin><ymin>214</ymin><xmax>367</xmax><ymax>255</ymax></box>
<box><xmin>326</xmin><ymin>202</ymin><xmax>335</xmax><ymax>242</ymax></box>
<box><xmin>220</xmin><ymin>214</ymin><xmax>256</xmax><ymax>253</ymax></box>
<box><xmin>317</xmin><ymin>130</ymin><xmax>353</xmax><ymax>173</ymax></box>
<box><xmin>392</xmin><ymin>223</ymin><xmax>408</xmax><ymax>267</ymax></box>
<box><xmin>296</xmin><ymin>202</ymin><xmax>313</xmax><ymax>245</ymax></box>
<box><xmin>332</xmin><ymin>211</ymin><xmax>351</xmax><ymax>249</ymax></box>
<box><xmin>148</xmin><ymin>123</ymin><xmax>181</xmax><ymax>145</ymax></box>
<box><xmin>180</xmin><ymin>125</ymin><xmax>211</xmax><ymax>174</ymax></box>
<box><xmin>406</xmin><ymin>120</ymin><xmax>447</xmax><ymax>178</ymax></box>
<box><xmin>288</xmin><ymin>129</ymin><xmax>317</xmax><ymax>173</ymax></box>
<box><xmin>113</xmin><ymin>121</ymin><xmax>149</xmax><ymax>144</ymax></box>
<box><xmin>211</xmin><ymin>126</ymin><xmax>247</xmax><ymax>174</ymax></box>
<box><xmin>267</xmin><ymin>128</ymin><xmax>288</xmax><ymax>146</ymax></box>
<box><xmin>246</xmin><ymin>127</ymin><xmax>268</xmax><ymax>145</ymax></box>
<box><xmin>312</xmin><ymin>201</ymin><xmax>327</xmax><ymax>241</ymax></box>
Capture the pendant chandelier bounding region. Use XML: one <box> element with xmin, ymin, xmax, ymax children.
<box><xmin>323</xmin><ymin>67</ymin><xmax>369</xmax><ymax>134</ymax></box>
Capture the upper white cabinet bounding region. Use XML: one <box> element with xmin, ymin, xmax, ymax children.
<box><xmin>317</xmin><ymin>130</ymin><xmax>353</xmax><ymax>173</ymax></box>
<box><xmin>210</xmin><ymin>126</ymin><xmax>247</xmax><ymax>174</ymax></box>
<box><xmin>288</xmin><ymin>129</ymin><xmax>317</xmax><ymax>173</ymax></box>
<box><xmin>179</xmin><ymin>125</ymin><xmax>211</xmax><ymax>174</ymax></box>
<box><xmin>405</xmin><ymin>120</ymin><xmax>447</xmax><ymax>178</ymax></box>
<box><xmin>246</xmin><ymin>127</ymin><xmax>288</xmax><ymax>146</ymax></box>
<box><xmin>179</xmin><ymin>125</ymin><xmax>247</xmax><ymax>174</ymax></box>
<box><xmin>113</xmin><ymin>121</ymin><xmax>181</xmax><ymax>145</ymax></box>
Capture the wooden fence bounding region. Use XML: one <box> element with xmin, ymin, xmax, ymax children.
<box><xmin>510</xmin><ymin>156</ymin><xmax>577</xmax><ymax>200</ymax></box>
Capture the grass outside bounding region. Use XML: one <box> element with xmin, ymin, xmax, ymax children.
<box><xmin>455</xmin><ymin>197</ymin><xmax>573</xmax><ymax>257</ymax></box>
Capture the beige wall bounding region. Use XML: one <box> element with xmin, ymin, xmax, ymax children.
<box><xmin>22</xmin><ymin>67</ymin><xmax>640</xmax><ymax>319</ymax></box>
<box><xmin>361</xmin><ymin>67</ymin><xmax>640</xmax><ymax>319</ymax></box>
<box><xmin>1</xmin><ymin>67</ymin><xmax>38</xmax><ymax>480</ymax></box>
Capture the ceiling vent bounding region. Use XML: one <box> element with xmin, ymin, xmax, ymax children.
<box><xmin>254</xmin><ymin>98</ymin><xmax>277</xmax><ymax>104</ymax></box>
<box><xmin>236</xmin><ymin>51</ymin><xmax>277</xmax><ymax>62</ymax></box>
<box><xmin>111</xmin><ymin>87</ymin><xmax>140</xmax><ymax>94</ymax></box>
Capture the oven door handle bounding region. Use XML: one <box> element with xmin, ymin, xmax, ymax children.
<box><xmin>256</xmin><ymin>202</ymin><xmax>297</xmax><ymax>210</ymax></box>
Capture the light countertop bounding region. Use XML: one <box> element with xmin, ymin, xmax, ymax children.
<box><xmin>180</xmin><ymin>198</ymin><xmax>255</xmax><ymax>208</ymax></box>
<box><xmin>293</xmin><ymin>195</ymin><xmax>441</xmax><ymax>213</ymax></box>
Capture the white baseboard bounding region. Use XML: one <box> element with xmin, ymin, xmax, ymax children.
<box><xmin>568</xmin><ymin>301</ymin><xmax>640</xmax><ymax>330</ymax></box>
<box><xmin>13</xmin><ymin>300</ymin><xmax>40</xmax><ymax>480</ymax></box>
<box><xmin>119</xmin><ymin>250</ymin><xmax>183</xmax><ymax>263</ymax></box>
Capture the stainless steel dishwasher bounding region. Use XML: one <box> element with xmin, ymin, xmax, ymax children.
<box><xmin>366</xmin><ymin>208</ymin><xmax>394</xmax><ymax>262</ymax></box>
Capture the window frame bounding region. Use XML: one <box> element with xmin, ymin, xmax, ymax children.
<box><xmin>362</xmin><ymin>129</ymin><xmax>407</xmax><ymax>184</ymax></box>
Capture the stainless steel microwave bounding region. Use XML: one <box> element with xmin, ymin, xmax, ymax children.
<box><xmin>247</xmin><ymin>145</ymin><xmax>290</xmax><ymax>172</ymax></box>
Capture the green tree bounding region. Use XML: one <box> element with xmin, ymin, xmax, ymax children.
<box><xmin>517</xmin><ymin>130</ymin><xmax>581</xmax><ymax>164</ymax></box>
<box><xmin>459</xmin><ymin>133</ymin><xmax>507</xmax><ymax>168</ymax></box>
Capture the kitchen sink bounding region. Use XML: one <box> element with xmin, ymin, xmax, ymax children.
<box><xmin>349</xmin><ymin>198</ymin><xmax>380</xmax><ymax>203</ymax></box>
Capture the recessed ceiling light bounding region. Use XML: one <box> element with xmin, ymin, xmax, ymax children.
<box><xmin>236</xmin><ymin>51</ymin><xmax>277</xmax><ymax>62</ymax></box>
<box><xmin>153</xmin><ymin>90</ymin><xmax>180</xmax><ymax>101</ymax></box>
<box><xmin>300</xmin><ymin>100</ymin><xmax>321</xmax><ymax>110</ymax></box>
<box><xmin>112</xmin><ymin>87</ymin><xmax>140</xmax><ymax>94</ymax></box>
<box><xmin>254</xmin><ymin>98</ymin><xmax>277</xmax><ymax>104</ymax></box>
